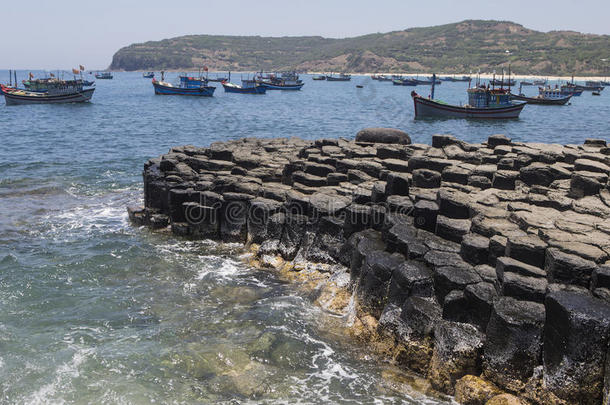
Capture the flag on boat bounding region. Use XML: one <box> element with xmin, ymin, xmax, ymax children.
<box><xmin>29</xmin><ymin>72</ymin><xmax>34</xmax><ymax>79</ymax></box>
<box><xmin>203</xmin><ymin>66</ymin><xmax>208</xmax><ymax>72</ymax></box>
<box><xmin>72</xmin><ymin>68</ymin><xmax>80</xmax><ymax>75</ymax></box>
<box><xmin>79</xmin><ymin>65</ymin><xmax>85</xmax><ymax>71</ymax></box>
<box><xmin>50</xmin><ymin>73</ymin><xmax>55</xmax><ymax>77</ymax></box>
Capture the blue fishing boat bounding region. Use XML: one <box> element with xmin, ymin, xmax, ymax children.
<box><xmin>222</xmin><ymin>80</ymin><xmax>266</xmax><ymax>94</ymax></box>
<box><xmin>558</xmin><ymin>83</ymin><xmax>584</xmax><ymax>96</ymax></box>
<box><xmin>143</xmin><ymin>72</ymin><xmax>154</xmax><ymax>78</ymax></box>
<box><xmin>152</xmin><ymin>73</ymin><xmax>215</xmax><ymax>96</ymax></box>
<box><xmin>259</xmin><ymin>80</ymin><xmax>304</xmax><ymax>90</ymax></box>
<box><xmin>411</xmin><ymin>74</ymin><xmax>526</xmax><ymax>119</ymax></box>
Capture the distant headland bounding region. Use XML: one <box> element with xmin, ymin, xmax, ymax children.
<box><xmin>109</xmin><ymin>20</ymin><xmax>610</xmax><ymax>76</ymax></box>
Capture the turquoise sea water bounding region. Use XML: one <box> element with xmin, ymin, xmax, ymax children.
<box><xmin>0</xmin><ymin>71</ymin><xmax>607</xmax><ymax>404</ymax></box>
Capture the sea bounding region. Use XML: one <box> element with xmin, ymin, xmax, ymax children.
<box><xmin>0</xmin><ymin>70</ymin><xmax>607</xmax><ymax>404</ymax></box>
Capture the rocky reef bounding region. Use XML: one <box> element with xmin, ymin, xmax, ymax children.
<box><xmin>129</xmin><ymin>129</ymin><xmax>610</xmax><ymax>405</ymax></box>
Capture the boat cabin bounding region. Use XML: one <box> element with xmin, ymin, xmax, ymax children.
<box><xmin>538</xmin><ymin>87</ymin><xmax>565</xmax><ymax>99</ymax></box>
<box><xmin>467</xmin><ymin>87</ymin><xmax>512</xmax><ymax>108</ymax></box>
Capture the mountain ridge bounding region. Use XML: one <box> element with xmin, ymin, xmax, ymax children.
<box><xmin>109</xmin><ymin>20</ymin><xmax>610</xmax><ymax>76</ymax></box>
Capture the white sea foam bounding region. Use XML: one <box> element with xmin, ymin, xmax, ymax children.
<box><xmin>23</xmin><ymin>347</ymin><xmax>93</xmax><ymax>405</ymax></box>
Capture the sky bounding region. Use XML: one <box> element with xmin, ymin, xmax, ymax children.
<box><xmin>2</xmin><ymin>0</ymin><xmax>609</xmax><ymax>69</ymax></box>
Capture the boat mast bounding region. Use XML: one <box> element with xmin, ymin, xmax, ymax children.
<box><xmin>508</xmin><ymin>65</ymin><xmax>511</xmax><ymax>93</ymax></box>
<box><xmin>431</xmin><ymin>73</ymin><xmax>436</xmax><ymax>100</ymax></box>
<box><xmin>9</xmin><ymin>69</ymin><xmax>12</xmax><ymax>86</ymax></box>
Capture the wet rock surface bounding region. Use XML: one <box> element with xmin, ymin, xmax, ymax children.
<box><xmin>130</xmin><ymin>133</ymin><xmax>610</xmax><ymax>404</ymax></box>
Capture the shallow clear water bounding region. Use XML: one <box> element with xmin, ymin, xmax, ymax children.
<box><xmin>0</xmin><ymin>71</ymin><xmax>607</xmax><ymax>404</ymax></box>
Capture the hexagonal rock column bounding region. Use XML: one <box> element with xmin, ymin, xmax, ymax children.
<box><xmin>483</xmin><ymin>297</ymin><xmax>545</xmax><ymax>392</ymax></box>
<box><xmin>543</xmin><ymin>290</ymin><xmax>610</xmax><ymax>405</ymax></box>
<box><xmin>428</xmin><ymin>320</ymin><xmax>485</xmax><ymax>395</ymax></box>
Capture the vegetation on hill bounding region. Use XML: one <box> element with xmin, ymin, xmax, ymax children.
<box><xmin>110</xmin><ymin>20</ymin><xmax>610</xmax><ymax>75</ymax></box>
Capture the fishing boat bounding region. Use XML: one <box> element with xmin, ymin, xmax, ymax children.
<box><xmin>490</xmin><ymin>78</ymin><xmax>516</xmax><ymax>86</ymax></box>
<box><xmin>143</xmin><ymin>72</ymin><xmax>155</xmax><ymax>78</ymax></box>
<box><xmin>259</xmin><ymin>79</ymin><xmax>304</xmax><ymax>90</ymax></box>
<box><xmin>592</xmin><ymin>91</ymin><xmax>601</xmax><ymax>96</ymax></box>
<box><xmin>412</xmin><ymin>77</ymin><xmax>441</xmax><ymax>85</ymax></box>
<box><xmin>562</xmin><ymin>77</ymin><xmax>603</xmax><ymax>92</ymax></box>
<box><xmin>1</xmin><ymin>83</ymin><xmax>95</xmax><ymax>105</ymax></box>
<box><xmin>371</xmin><ymin>74</ymin><xmax>391</xmax><ymax>81</ymax></box>
<box><xmin>411</xmin><ymin>74</ymin><xmax>526</xmax><ymax>119</ymax></box>
<box><xmin>559</xmin><ymin>82</ymin><xmax>585</xmax><ymax>96</ymax></box>
<box><xmin>207</xmin><ymin>73</ymin><xmax>230</xmax><ymax>82</ymax></box>
<box><xmin>95</xmin><ymin>72</ymin><xmax>113</xmax><ymax>80</ymax></box>
<box><xmin>520</xmin><ymin>80</ymin><xmax>534</xmax><ymax>86</ymax></box>
<box><xmin>222</xmin><ymin>80</ymin><xmax>266</xmax><ymax>94</ymax></box>
<box><xmin>510</xmin><ymin>89</ymin><xmax>572</xmax><ymax>105</ymax></box>
<box><xmin>256</xmin><ymin>73</ymin><xmax>304</xmax><ymax>90</ymax></box>
<box><xmin>152</xmin><ymin>73</ymin><xmax>215</xmax><ymax>96</ymax></box>
<box><xmin>325</xmin><ymin>73</ymin><xmax>351</xmax><ymax>81</ymax></box>
<box><xmin>312</xmin><ymin>75</ymin><xmax>326</xmax><ymax>80</ymax></box>
<box><xmin>392</xmin><ymin>78</ymin><xmax>417</xmax><ymax>86</ymax></box>
<box><xmin>22</xmin><ymin>77</ymin><xmax>94</xmax><ymax>92</ymax></box>
<box><xmin>585</xmin><ymin>80</ymin><xmax>604</xmax><ymax>88</ymax></box>
<box><xmin>533</xmin><ymin>79</ymin><xmax>547</xmax><ymax>86</ymax></box>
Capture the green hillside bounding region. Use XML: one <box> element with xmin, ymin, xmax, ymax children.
<box><xmin>109</xmin><ymin>20</ymin><xmax>610</xmax><ymax>75</ymax></box>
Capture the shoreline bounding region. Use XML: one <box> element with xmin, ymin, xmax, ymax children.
<box><xmin>129</xmin><ymin>129</ymin><xmax>610</xmax><ymax>405</ymax></box>
<box><xmin>106</xmin><ymin>69</ymin><xmax>609</xmax><ymax>81</ymax></box>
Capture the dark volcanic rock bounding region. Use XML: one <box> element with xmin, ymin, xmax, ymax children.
<box><xmin>545</xmin><ymin>247</ymin><xmax>598</xmax><ymax>288</ymax></box>
<box><xmin>429</xmin><ymin>320</ymin><xmax>485</xmax><ymax>395</ymax></box>
<box><xmin>385</xmin><ymin>172</ymin><xmax>410</xmax><ymax>196</ymax></box>
<box><xmin>355</xmin><ymin>128</ymin><xmax>411</xmax><ymax>145</ymax></box>
<box><xmin>483</xmin><ymin>297</ymin><xmax>545</xmax><ymax>391</ymax></box>
<box><xmin>544</xmin><ymin>290</ymin><xmax>610</xmax><ymax>404</ymax></box>
<box><xmin>435</xmin><ymin>215</ymin><xmax>471</xmax><ymax>243</ymax></box>
<box><xmin>433</xmin><ymin>264</ymin><xmax>482</xmax><ymax>302</ymax></box>
<box><xmin>506</xmin><ymin>234</ymin><xmax>547</xmax><ymax>268</ymax></box>
<box><xmin>412</xmin><ymin>168</ymin><xmax>442</xmax><ymax>189</ymax></box>
<box><xmin>357</xmin><ymin>250</ymin><xmax>405</xmax><ymax>317</ymax></box>
<box><xmin>413</xmin><ymin>200</ymin><xmax>439</xmax><ymax>232</ymax></box>
<box><xmin>138</xmin><ymin>134</ymin><xmax>610</xmax><ymax>405</ymax></box>
<box><xmin>387</xmin><ymin>261</ymin><xmax>434</xmax><ymax>306</ymax></box>
<box><xmin>460</xmin><ymin>234</ymin><xmax>490</xmax><ymax>265</ymax></box>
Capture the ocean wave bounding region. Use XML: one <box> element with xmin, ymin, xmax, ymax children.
<box><xmin>21</xmin><ymin>346</ymin><xmax>94</xmax><ymax>405</ymax></box>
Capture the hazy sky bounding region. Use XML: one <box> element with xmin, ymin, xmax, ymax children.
<box><xmin>2</xmin><ymin>0</ymin><xmax>609</xmax><ymax>69</ymax></box>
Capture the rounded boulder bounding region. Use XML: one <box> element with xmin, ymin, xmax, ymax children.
<box><xmin>355</xmin><ymin>128</ymin><xmax>411</xmax><ymax>145</ymax></box>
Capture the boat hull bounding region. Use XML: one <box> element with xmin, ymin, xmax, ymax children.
<box><xmin>153</xmin><ymin>82</ymin><xmax>215</xmax><ymax>96</ymax></box>
<box><xmin>222</xmin><ymin>83</ymin><xmax>266</xmax><ymax>94</ymax></box>
<box><xmin>510</xmin><ymin>93</ymin><xmax>572</xmax><ymax>105</ymax></box>
<box><xmin>259</xmin><ymin>82</ymin><xmax>304</xmax><ymax>90</ymax></box>
<box><xmin>413</xmin><ymin>96</ymin><xmax>525</xmax><ymax>119</ymax></box>
<box><xmin>3</xmin><ymin>88</ymin><xmax>95</xmax><ymax>105</ymax></box>
<box><xmin>393</xmin><ymin>79</ymin><xmax>417</xmax><ymax>86</ymax></box>
<box><xmin>325</xmin><ymin>76</ymin><xmax>351</xmax><ymax>81</ymax></box>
